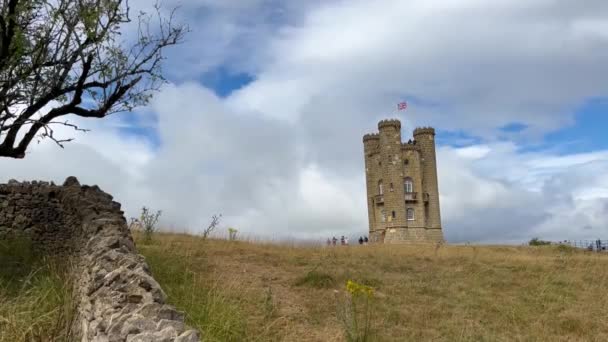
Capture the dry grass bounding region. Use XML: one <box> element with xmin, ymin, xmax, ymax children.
<box><xmin>0</xmin><ymin>237</ymin><xmax>74</xmax><ymax>342</ymax></box>
<box><xmin>136</xmin><ymin>233</ymin><xmax>608</xmax><ymax>342</ymax></box>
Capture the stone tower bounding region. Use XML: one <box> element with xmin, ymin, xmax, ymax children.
<box><xmin>363</xmin><ymin>119</ymin><xmax>443</xmax><ymax>243</ymax></box>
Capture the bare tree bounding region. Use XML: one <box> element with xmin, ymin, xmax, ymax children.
<box><xmin>201</xmin><ymin>213</ymin><xmax>221</xmax><ymax>240</ymax></box>
<box><xmin>0</xmin><ymin>0</ymin><xmax>187</xmax><ymax>158</ymax></box>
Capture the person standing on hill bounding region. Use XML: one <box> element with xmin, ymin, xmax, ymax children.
<box><xmin>364</xmin><ymin>236</ymin><xmax>369</xmax><ymax>244</ymax></box>
<box><xmin>359</xmin><ymin>236</ymin><xmax>364</xmax><ymax>245</ymax></box>
<box><xmin>332</xmin><ymin>236</ymin><xmax>337</xmax><ymax>246</ymax></box>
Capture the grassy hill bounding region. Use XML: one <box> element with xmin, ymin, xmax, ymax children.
<box><xmin>136</xmin><ymin>233</ymin><xmax>608</xmax><ymax>342</ymax></box>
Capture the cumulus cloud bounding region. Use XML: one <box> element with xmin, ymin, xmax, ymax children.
<box><xmin>2</xmin><ymin>80</ymin><xmax>607</xmax><ymax>244</ymax></box>
<box><xmin>227</xmin><ymin>0</ymin><xmax>608</xmax><ymax>136</ymax></box>
<box><xmin>438</xmin><ymin>144</ymin><xmax>608</xmax><ymax>243</ymax></box>
<box><xmin>126</xmin><ymin>0</ymin><xmax>323</xmax><ymax>79</ymax></box>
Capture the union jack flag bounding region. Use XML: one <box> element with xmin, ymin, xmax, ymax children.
<box><xmin>397</xmin><ymin>101</ymin><xmax>407</xmax><ymax>110</ymax></box>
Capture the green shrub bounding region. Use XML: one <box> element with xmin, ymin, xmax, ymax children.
<box><xmin>556</xmin><ymin>244</ymin><xmax>576</xmax><ymax>254</ymax></box>
<box><xmin>294</xmin><ymin>270</ymin><xmax>335</xmax><ymax>289</ymax></box>
<box><xmin>228</xmin><ymin>227</ymin><xmax>238</xmax><ymax>241</ymax></box>
<box><xmin>139</xmin><ymin>207</ymin><xmax>162</xmax><ymax>243</ymax></box>
<box><xmin>529</xmin><ymin>237</ymin><xmax>552</xmax><ymax>246</ymax></box>
<box><xmin>0</xmin><ymin>236</ymin><xmax>37</xmax><ymax>284</ymax></box>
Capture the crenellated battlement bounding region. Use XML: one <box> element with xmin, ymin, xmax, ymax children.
<box><xmin>363</xmin><ymin>133</ymin><xmax>380</xmax><ymax>142</ymax></box>
<box><xmin>378</xmin><ymin>119</ymin><xmax>401</xmax><ymax>130</ymax></box>
<box><xmin>413</xmin><ymin>127</ymin><xmax>435</xmax><ymax>136</ymax></box>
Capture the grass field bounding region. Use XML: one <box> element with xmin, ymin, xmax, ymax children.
<box><xmin>2</xmin><ymin>232</ymin><xmax>607</xmax><ymax>341</ymax></box>
<box><xmin>0</xmin><ymin>238</ymin><xmax>74</xmax><ymax>342</ymax></box>
<box><xmin>136</xmin><ymin>233</ymin><xmax>608</xmax><ymax>342</ymax></box>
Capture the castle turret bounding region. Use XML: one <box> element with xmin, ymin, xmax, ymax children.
<box><xmin>362</xmin><ymin>120</ymin><xmax>444</xmax><ymax>244</ymax></box>
<box><xmin>377</xmin><ymin>119</ymin><xmax>402</xmax><ymax>152</ymax></box>
<box><xmin>363</xmin><ymin>133</ymin><xmax>380</xmax><ymax>155</ymax></box>
<box><xmin>413</xmin><ymin>127</ymin><xmax>443</xmax><ymax>240</ymax></box>
<box><xmin>362</xmin><ymin>133</ymin><xmax>380</xmax><ymax>234</ymax></box>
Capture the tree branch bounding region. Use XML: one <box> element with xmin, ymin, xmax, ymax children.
<box><xmin>0</xmin><ymin>0</ymin><xmax>187</xmax><ymax>158</ymax></box>
<box><xmin>0</xmin><ymin>0</ymin><xmax>20</xmax><ymax>69</ymax></box>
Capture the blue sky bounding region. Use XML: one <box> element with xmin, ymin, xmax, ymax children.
<box><xmin>543</xmin><ymin>100</ymin><xmax>608</xmax><ymax>154</ymax></box>
<box><xmin>199</xmin><ymin>68</ymin><xmax>255</xmax><ymax>98</ymax></box>
<box><xmin>2</xmin><ymin>0</ymin><xmax>608</xmax><ymax>243</ymax></box>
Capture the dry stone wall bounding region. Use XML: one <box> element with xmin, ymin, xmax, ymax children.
<box><xmin>0</xmin><ymin>177</ymin><xmax>200</xmax><ymax>342</ymax></box>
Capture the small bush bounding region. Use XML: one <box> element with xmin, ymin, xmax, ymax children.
<box><xmin>228</xmin><ymin>227</ymin><xmax>238</xmax><ymax>241</ymax></box>
<box><xmin>529</xmin><ymin>237</ymin><xmax>552</xmax><ymax>246</ymax></box>
<box><xmin>0</xmin><ymin>236</ymin><xmax>37</xmax><ymax>283</ymax></box>
<box><xmin>556</xmin><ymin>244</ymin><xmax>576</xmax><ymax>254</ymax></box>
<box><xmin>294</xmin><ymin>270</ymin><xmax>335</xmax><ymax>289</ymax></box>
<box><xmin>139</xmin><ymin>207</ymin><xmax>162</xmax><ymax>243</ymax></box>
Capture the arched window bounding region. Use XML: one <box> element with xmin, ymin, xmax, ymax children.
<box><xmin>407</xmin><ymin>208</ymin><xmax>415</xmax><ymax>221</ymax></box>
<box><xmin>389</xmin><ymin>183</ymin><xmax>394</xmax><ymax>192</ymax></box>
<box><xmin>391</xmin><ymin>211</ymin><xmax>396</xmax><ymax>219</ymax></box>
<box><xmin>404</xmin><ymin>178</ymin><xmax>413</xmax><ymax>193</ymax></box>
<box><xmin>378</xmin><ymin>180</ymin><xmax>383</xmax><ymax>195</ymax></box>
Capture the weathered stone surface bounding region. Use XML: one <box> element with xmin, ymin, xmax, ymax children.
<box><xmin>0</xmin><ymin>177</ymin><xmax>200</xmax><ymax>341</ymax></box>
<box><xmin>175</xmin><ymin>330</ymin><xmax>200</xmax><ymax>342</ymax></box>
<box><xmin>363</xmin><ymin>120</ymin><xmax>444</xmax><ymax>244</ymax></box>
<box><xmin>63</xmin><ymin>175</ymin><xmax>80</xmax><ymax>187</ymax></box>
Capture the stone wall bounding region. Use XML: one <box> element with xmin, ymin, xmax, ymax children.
<box><xmin>0</xmin><ymin>179</ymin><xmax>70</xmax><ymax>253</ymax></box>
<box><xmin>0</xmin><ymin>177</ymin><xmax>200</xmax><ymax>342</ymax></box>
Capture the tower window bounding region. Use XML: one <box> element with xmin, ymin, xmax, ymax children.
<box><xmin>391</xmin><ymin>211</ymin><xmax>396</xmax><ymax>219</ymax></box>
<box><xmin>404</xmin><ymin>159</ymin><xmax>409</xmax><ymax>165</ymax></box>
<box><xmin>404</xmin><ymin>178</ymin><xmax>413</xmax><ymax>193</ymax></box>
<box><xmin>407</xmin><ymin>208</ymin><xmax>415</xmax><ymax>221</ymax></box>
<box><xmin>378</xmin><ymin>180</ymin><xmax>383</xmax><ymax>195</ymax></box>
<box><xmin>389</xmin><ymin>183</ymin><xmax>394</xmax><ymax>192</ymax></box>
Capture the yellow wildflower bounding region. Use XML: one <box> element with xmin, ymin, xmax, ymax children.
<box><xmin>346</xmin><ymin>280</ymin><xmax>374</xmax><ymax>297</ymax></box>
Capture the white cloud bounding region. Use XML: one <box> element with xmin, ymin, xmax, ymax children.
<box><xmin>2</xmin><ymin>81</ymin><xmax>607</xmax><ymax>244</ymax></box>
<box><xmin>439</xmin><ymin>144</ymin><xmax>608</xmax><ymax>242</ymax></box>
<box><xmin>227</xmin><ymin>0</ymin><xmax>608</xmax><ymax>137</ymax></box>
